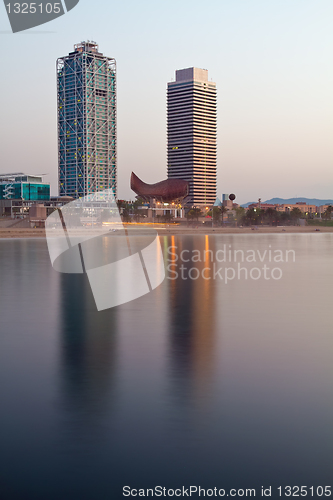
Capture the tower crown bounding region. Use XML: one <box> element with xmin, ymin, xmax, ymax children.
<box><xmin>175</xmin><ymin>67</ymin><xmax>208</xmax><ymax>83</ymax></box>
<box><xmin>74</xmin><ymin>41</ymin><xmax>99</xmax><ymax>53</ymax></box>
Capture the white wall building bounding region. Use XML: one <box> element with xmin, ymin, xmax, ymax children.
<box><xmin>167</xmin><ymin>68</ymin><xmax>217</xmax><ymax>206</ymax></box>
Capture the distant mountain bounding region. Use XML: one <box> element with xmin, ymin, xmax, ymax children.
<box><xmin>241</xmin><ymin>197</ymin><xmax>333</xmax><ymax>208</ymax></box>
<box><xmin>241</xmin><ymin>201</ymin><xmax>257</xmax><ymax>208</ymax></box>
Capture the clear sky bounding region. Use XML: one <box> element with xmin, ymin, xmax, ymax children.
<box><xmin>0</xmin><ymin>0</ymin><xmax>332</xmax><ymax>204</ymax></box>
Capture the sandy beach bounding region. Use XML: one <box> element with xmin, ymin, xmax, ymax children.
<box><xmin>0</xmin><ymin>225</ymin><xmax>332</xmax><ymax>239</ymax></box>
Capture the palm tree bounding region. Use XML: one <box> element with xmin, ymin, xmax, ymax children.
<box><xmin>290</xmin><ymin>207</ymin><xmax>302</xmax><ymax>225</ymax></box>
<box><xmin>212</xmin><ymin>207</ymin><xmax>221</xmax><ymax>225</ymax></box>
<box><xmin>192</xmin><ymin>207</ymin><xmax>203</xmax><ymax>221</ymax></box>
<box><xmin>235</xmin><ymin>206</ymin><xmax>245</xmax><ymax>226</ymax></box>
<box><xmin>220</xmin><ymin>206</ymin><xmax>227</xmax><ymax>226</ymax></box>
<box><xmin>265</xmin><ymin>208</ymin><xmax>277</xmax><ymax>226</ymax></box>
<box><xmin>323</xmin><ymin>205</ymin><xmax>333</xmax><ymax>220</ymax></box>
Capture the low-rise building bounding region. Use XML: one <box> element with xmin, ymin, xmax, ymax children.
<box><xmin>0</xmin><ymin>172</ymin><xmax>51</xmax><ymax>217</ymax></box>
<box><xmin>0</xmin><ymin>173</ymin><xmax>74</xmax><ymax>218</ymax></box>
<box><xmin>248</xmin><ymin>203</ymin><xmax>278</xmax><ymax>210</ymax></box>
<box><xmin>317</xmin><ymin>204</ymin><xmax>333</xmax><ymax>216</ymax></box>
<box><xmin>276</xmin><ymin>202</ymin><xmax>317</xmax><ymax>214</ymax></box>
<box><xmin>0</xmin><ymin>173</ymin><xmax>50</xmax><ymax>201</ymax></box>
<box><xmin>247</xmin><ymin>201</ymin><xmax>318</xmax><ymax>214</ymax></box>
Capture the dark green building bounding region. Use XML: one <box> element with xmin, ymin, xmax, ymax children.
<box><xmin>0</xmin><ymin>173</ymin><xmax>50</xmax><ymax>201</ymax></box>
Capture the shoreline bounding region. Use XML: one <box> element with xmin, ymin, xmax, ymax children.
<box><xmin>0</xmin><ymin>225</ymin><xmax>332</xmax><ymax>239</ymax></box>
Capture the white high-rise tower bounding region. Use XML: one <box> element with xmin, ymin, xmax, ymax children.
<box><xmin>167</xmin><ymin>67</ymin><xmax>217</xmax><ymax>206</ymax></box>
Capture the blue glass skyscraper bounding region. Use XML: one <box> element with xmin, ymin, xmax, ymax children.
<box><xmin>57</xmin><ymin>41</ymin><xmax>116</xmax><ymax>199</ymax></box>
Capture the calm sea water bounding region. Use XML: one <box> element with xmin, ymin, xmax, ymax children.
<box><xmin>0</xmin><ymin>234</ymin><xmax>332</xmax><ymax>499</ymax></box>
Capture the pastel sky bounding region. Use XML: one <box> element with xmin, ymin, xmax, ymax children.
<box><xmin>0</xmin><ymin>0</ymin><xmax>332</xmax><ymax>204</ymax></box>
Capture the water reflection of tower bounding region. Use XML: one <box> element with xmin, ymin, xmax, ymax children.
<box><xmin>167</xmin><ymin>235</ymin><xmax>217</xmax><ymax>403</ymax></box>
<box><xmin>59</xmin><ymin>273</ymin><xmax>118</xmax><ymax>424</ymax></box>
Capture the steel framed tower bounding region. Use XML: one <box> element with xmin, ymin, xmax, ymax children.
<box><xmin>57</xmin><ymin>41</ymin><xmax>116</xmax><ymax>199</ymax></box>
<box><xmin>167</xmin><ymin>68</ymin><xmax>216</xmax><ymax>206</ymax></box>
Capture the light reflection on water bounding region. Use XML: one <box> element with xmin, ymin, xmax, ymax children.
<box><xmin>0</xmin><ymin>234</ymin><xmax>332</xmax><ymax>499</ymax></box>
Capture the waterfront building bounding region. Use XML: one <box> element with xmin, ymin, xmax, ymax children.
<box><xmin>247</xmin><ymin>202</ymin><xmax>318</xmax><ymax>214</ymax></box>
<box><xmin>318</xmin><ymin>204</ymin><xmax>333</xmax><ymax>217</ymax></box>
<box><xmin>167</xmin><ymin>67</ymin><xmax>217</xmax><ymax>206</ymax></box>
<box><xmin>275</xmin><ymin>203</ymin><xmax>317</xmax><ymax>214</ymax></box>
<box><xmin>0</xmin><ymin>173</ymin><xmax>50</xmax><ymax>201</ymax></box>
<box><xmin>57</xmin><ymin>41</ymin><xmax>117</xmax><ymax>199</ymax></box>
<box><xmin>0</xmin><ymin>172</ymin><xmax>51</xmax><ymax>217</ymax></box>
<box><xmin>247</xmin><ymin>202</ymin><xmax>279</xmax><ymax>210</ymax></box>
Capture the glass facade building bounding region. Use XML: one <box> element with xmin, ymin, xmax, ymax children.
<box><xmin>0</xmin><ymin>174</ymin><xmax>50</xmax><ymax>201</ymax></box>
<box><xmin>57</xmin><ymin>41</ymin><xmax>117</xmax><ymax>199</ymax></box>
